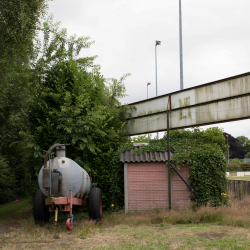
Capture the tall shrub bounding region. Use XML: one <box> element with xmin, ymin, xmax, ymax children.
<box><xmin>23</xmin><ymin>59</ymin><xmax>130</xmax><ymax>208</ymax></box>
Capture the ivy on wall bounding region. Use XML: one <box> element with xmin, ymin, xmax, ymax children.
<box><xmin>133</xmin><ymin>127</ymin><xmax>228</xmax><ymax>207</ymax></box>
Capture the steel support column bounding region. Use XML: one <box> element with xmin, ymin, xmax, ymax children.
<box><xmin>167</xmin><ymin>95</ymin><xmax>172</xmax><ymax>210</ymax></box>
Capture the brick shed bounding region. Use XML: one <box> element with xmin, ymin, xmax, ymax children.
<box><xmin>120</xmin><ymin>145</ymin><xmax>192</xmax><ymax>212</ymax></box>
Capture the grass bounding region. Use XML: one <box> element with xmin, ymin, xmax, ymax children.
<box><xmin>2</xmin><ymin>196</ymin><xmax>250</xmax><ymax>249</ymax></box>
<box><xmin>0</xmin><ymin>197</ymin><xmax>31</xmax><ymax>222</ymax></box>
<box><xmin>227</xmin><ymin>176</ymin><xmax>250</xmax><ymax>181</ymax></box>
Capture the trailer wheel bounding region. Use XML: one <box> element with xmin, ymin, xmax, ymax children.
<box><xmin>33</xmin><ymin>189</ymin><xmax>50</xmax><ymax>224</ymax></box>
<box><xmin>89</xmin><ymin>187</ymin><xmax>102</xmax><ymax>220</ymax></box>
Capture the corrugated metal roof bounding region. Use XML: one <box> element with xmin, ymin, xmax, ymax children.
<box><xmin>120</xmin><ymin>146</ymin><xmax>173</xmax><ymax>163</ymax></box>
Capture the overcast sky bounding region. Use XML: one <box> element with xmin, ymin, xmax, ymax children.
<box><xmin>48</xmin><ymin>0</ymin><xmax>250</xmax><ymax>139</ymax></box>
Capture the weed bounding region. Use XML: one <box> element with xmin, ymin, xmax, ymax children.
<box><xmin>77</xmin><ymin>221</ymin><xmax>96</xmax><ymax>239</ymax></box>
<box><xmin>151</xmin><ymin>217</ymin><xmax>163</xmax><ymax>224</ymax></box>
<box><xmin>53</xmin><ymin>234</ymin><xmax>60</xmax><ymax>239</ymax></box>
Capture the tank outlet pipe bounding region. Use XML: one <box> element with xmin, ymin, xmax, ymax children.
<box><xmin>44</xmin><ymin>143</ymin><xmax>70</xmax><ymax>168</ymax></box>
<box><xmin>44</xmin><ymin>144</ymin><xmax>69</xmax><ymax>196</ymax></box>
<box><xmin>49</xmin><ymin>155</ymin><xmax>51</xmax><ymax>196</ymax></box>
<box><xmin>54</xmin><ymin>169</ymin><xmax>62</xmax><ymax>196</ymax></box>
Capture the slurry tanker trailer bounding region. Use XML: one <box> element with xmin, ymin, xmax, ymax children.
<box><xmin>33</xmin><ymin>144</ymin><xmax>102</xmax><ymax>230</ymax></box>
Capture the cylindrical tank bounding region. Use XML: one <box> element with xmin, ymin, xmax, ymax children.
<box><xmin>38</xmin><ymin>146</ymin><xmax>91</xmax><ymax>198</ymax></box>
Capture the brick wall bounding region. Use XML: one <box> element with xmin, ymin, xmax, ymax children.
<box><xmin>127</xmin><ymin>162</ymin><xmax>192</xmax><ymax>211</ymax></box>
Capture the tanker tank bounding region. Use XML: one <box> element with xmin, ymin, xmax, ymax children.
<box><xmin>38</xmin><ymin>146</ymin><xmax>91</xmax><ymax>199</ymax></box>
<box><xmin>34</xmin><ymin>144</ymin><xmax>102</xmax><ymax>229</ymax></box>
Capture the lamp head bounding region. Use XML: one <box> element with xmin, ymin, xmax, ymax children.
<box><xmin>156</xmin><ymin>40</ymin><xmax>161</xmax><ymax>46</ymax></box>
<box><xmin>147</xmin><ymin>82</ymin><xmax>151</xmax><ymax>86</ymax></box>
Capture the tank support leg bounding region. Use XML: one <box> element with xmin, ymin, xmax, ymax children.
<box><xmin>66</xmin><ymin>190</ymin><xmax>74</xmax><ymax>230</ymax></box>
<box><xmin>55</xmin><ymin>207</ymin><xmax>58</xmax><ymax>226</ymax></box>
<box><xmin>69</xmin><ymin>190</ymin><xmax>73</xmax><ymax>217</ymax></box>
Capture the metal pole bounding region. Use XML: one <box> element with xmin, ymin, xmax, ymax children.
<box><xmin>155</xmin><ymin>43</ymin><xmax>159</xmax><ymax>139</ymax></box>
<box><xmin>179</xmin><ymin>0</ymin><xmax>184</xmax><ymax>90</ymax></box>
<box><xmin>167</xmin><ymin>98</ymin><xmax>172</xmax><ymax>210</ymax></box>
<box><xmin>155</xmin><ymin>43</ymin><xmax>158</xmax><ymax>97</ymax></box>
<box><xmin>227</xmin><ymin>135</ymin><xmax>229</xmax><ymax>164</ymax></box>
<box><xmin>155</xmin><ymin>41</ymin><xmax>161</xmax><ymax>139</ymax></box>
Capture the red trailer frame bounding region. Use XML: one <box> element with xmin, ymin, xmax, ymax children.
<box><xmin>45</xmin><ymin>191</ymin><xmax>87</xmax><ymax>229</ymax></box>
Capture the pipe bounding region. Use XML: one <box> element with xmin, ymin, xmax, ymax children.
<box><xmin>49</xmin><ymin>155</ymin><xmax>51</xmax><ymax>196</ymax></box>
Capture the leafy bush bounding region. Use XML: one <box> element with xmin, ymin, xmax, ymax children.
<box><xmin>227</xmin><ymin>158</ymin><xmax>250</xmax><ymax>171</ymax></box>
<box><xmin>245</xmin><ymin>152</ymin><xmax>250</xmax><ymax>158</ymax></box>
<box><xmin>229</xmin><ymin>158</ymin><xmax>244</xmax><ymax>165</ymax></box>
<box><xmin>0</xmin><ymin>156</ymin><xmax>16</xmax><ymax>203</ymax></box>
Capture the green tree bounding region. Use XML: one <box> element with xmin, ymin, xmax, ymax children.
<box><xmin>19</xmin><ymin>19</ymin><xmax>131</xmax><ymax>207</ymax></box>
<box><xmin>130</xmin><ymin>134</ymin><xmax>156</xmax><ymax>143</ymax></box>
<box><xmin>224</xmin><ymin>133</ymin><xmax>244</xmax><ymax>159</ymax></box>
<box><xmin>237</xmin><ymin>136</ymin><xmax>248</xmax><ymax>147</ymax></box>
<box><xmin>32</xmin><ymin>15</ymin><xmax>96</xmax><ymax>85</ymax></box>
<box><xmin>24</xmin><ymin>59</ymin><xmax>130</xmax><ymax>208</ymax></box>
<box><xmin>0</xmin><ymin>0</ymin><xmax>47</xmax><ymax>72</ymax></box>
<box><xmin>236</xmin><ymin>135</ymin><xmax>250</xmax><ymax>157</ymax></box>
<box><xmin>0</xmin><ymin>0</ymin><xmax>48</xmax><ymax>202</ymax></box>
<box><xmin>0</xmin><ymin>156</ymin><xmax>16</xmax><ymax>203</ymax></box>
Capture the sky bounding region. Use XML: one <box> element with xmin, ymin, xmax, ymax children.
<box><xmin>48</xmin><ymin>0</ymin><xmax>250</xmax><ymax>139</ymax></box>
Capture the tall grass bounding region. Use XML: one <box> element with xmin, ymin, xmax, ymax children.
<box><xmin>100</xmin><ymin>195</ymin><xmax>250</xmax><ymax>229</ymax></box>
<box><xmin>2</xmin><ymin>195</ymin><xmax>250</xmax><ymax>232</ymax></box>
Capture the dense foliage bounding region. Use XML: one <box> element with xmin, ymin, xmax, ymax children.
<box><xmin>22</xmin><ymin>58</ymin><xmax>130</xmax><ymax>208</ymax></box>
<box><xmin>236</xmin><ymin>136</ymin><xmax>250</xmax><ymax>158</ymax></box>
<box><xmin>131</xmin><ymin>134</ymin><xmax>155</xmax><ymax>143</ymax></box>
<box><xmin>133</xmin><ymin>127</ymin><xmax>228</xmax><ymax>207</ymax></box>
<box><xmin>0</xmin><ymin>0</ymin><xmax>48</xmax><ymax>203</ymax></box>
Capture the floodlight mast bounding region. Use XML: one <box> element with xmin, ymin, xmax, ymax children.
<box><xmin>155</xmin><ymin>40</ymin><xmax>161</xmax><ymax>97</ymax></box>
<box><xmin>155</xmin><ymin>40</ymin><xmax>161</xmax><ymax>139</ymax></box>
<box><xmin>179</xmin><ymin>0</ymin><xmax>184</xmax><ymax>90</ymax></box>
<box><xmin>147</xmin><ymin>82</ymin><xmax>151</xmax><ymax>99</ymax></box>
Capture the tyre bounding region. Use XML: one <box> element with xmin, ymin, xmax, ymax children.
<box><xmin>88</xmin><ymin>187</ymin><xmax>102</xmax><ymax>220</ymax></box>
<box><xmin>33</xmin><ymin>189</ymin><xmax>50</xmax><ymax>224</ymax></box>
